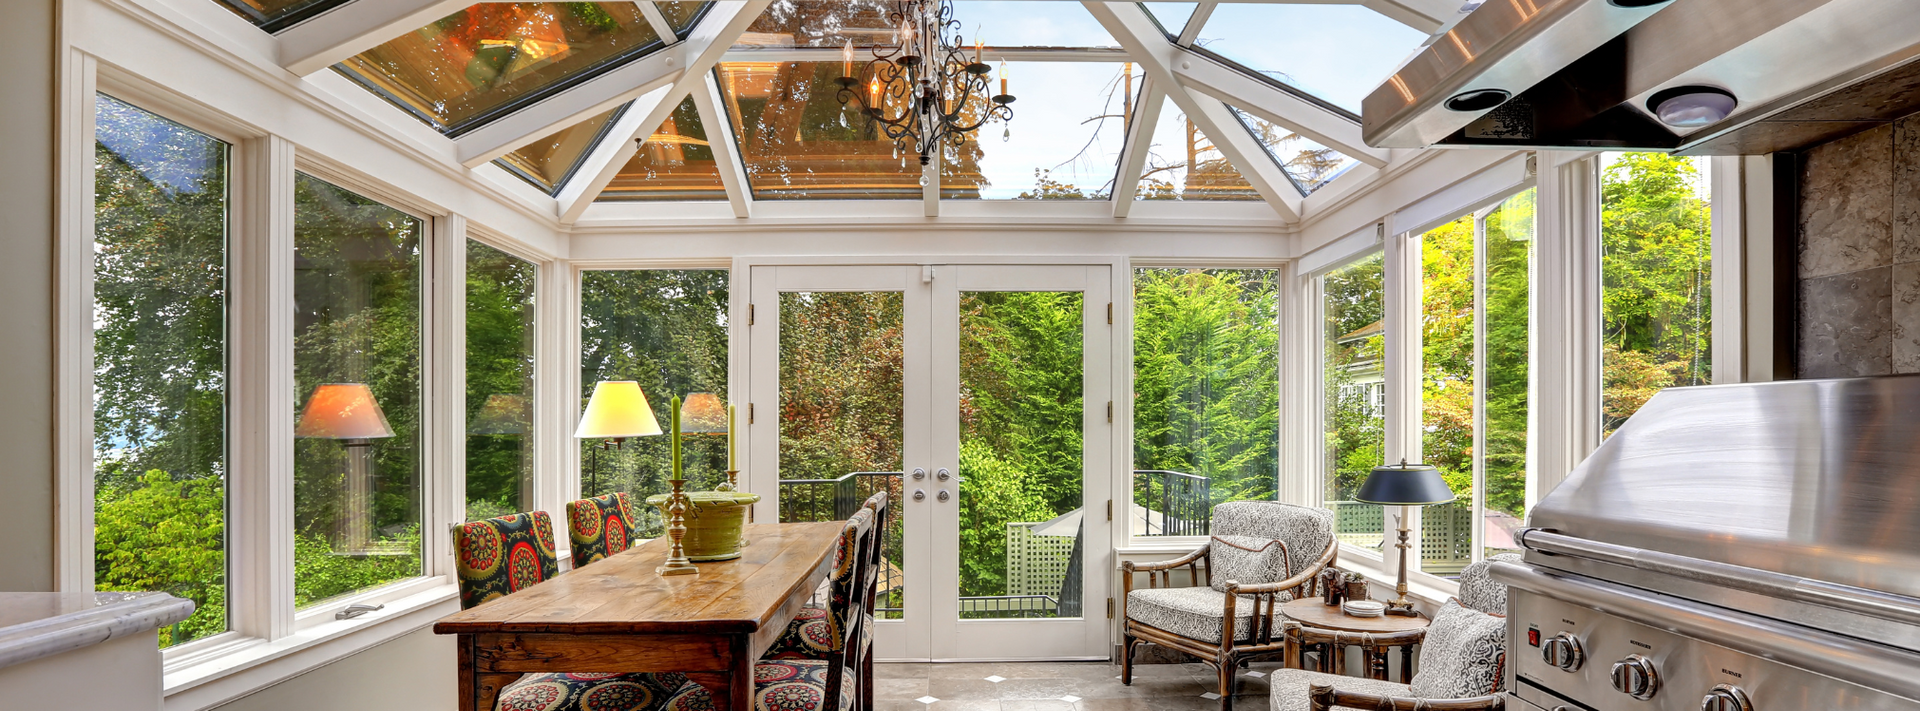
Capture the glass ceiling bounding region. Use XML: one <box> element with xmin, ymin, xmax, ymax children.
<box><xmin>1136</xmin><ymin>106</ymin><xmax>1258</xmax><ymax>202</ymax></box>
<box><xmin>337</xmin><ymin>2</ymin><xmax>711</xmax><ymax>136</ymax></box>
<box><xmin>1193</xmin><ymin>4</ymin><xmax>1425</xmax><ymax>114</ymax></box>
<box><xmin>717</xmin><ymin>61</ymin><xmax>924</xmax><ymax>200</ymax></box>
<box><xmin>1140</xmin><ymin>2</ymin><xmax>1198</xmax><ymax>39</ymax></box>
<box><xmin>600</xmin><ymin>96</ymin><xmax>728</xmax><ymax>201</ymax></box>
<box><xmin>214</xmin><ymin>0</ymin><xmax>353</xmax><ymax>33</ymax></box>
<box><xmin>737</xmin><ymin>1</ymin><xmax>1116</xmax><ymax>50</ymax></box>
<box><xmin>499</xmin><ymin>103</ymin><xmax>626</xmax><ymax>194</ymax></box>
<box><xmin>942</xmin><ymin>62</ymin><xmax>1135</xmax><ymax>200</ymax></box>
<box><xmin>1230</xmin><ymin>107</ymin><xmax>1357</xmax><ymax>196</ymax></box>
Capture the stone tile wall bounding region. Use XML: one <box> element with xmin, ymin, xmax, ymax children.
<box><xmin>1797</xmin><ymin>117</ymin><xmax>1920</xmax><ymax>378</ymax></box>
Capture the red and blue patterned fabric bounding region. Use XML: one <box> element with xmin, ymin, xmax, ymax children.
<box><xmin>659</xmin><ymin>660</ymin><xmax>854</xmax><ymax>711</ymax></box>
<box><xmin>763</xmin><ymin>508</ymin><xmax>874</xmax><ymax>660</ymax></box>
<box><xmin>496</xmin><ymin>671</ymin><xmax>693</xmax><ymax>711</ymax></box>
<box><xmin>456</xmin><ymin>511</ymin><xmax>560</xmax><ymax>609</ymax></box>
<box><xmin>566</xmin><ymin>492</ymin><xmax>639</xmax><ymax>568</ymax></box>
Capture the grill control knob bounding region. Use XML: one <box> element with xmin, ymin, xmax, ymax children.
<box><xmin>1541</xmin><ymin>633</ymin><xmax>1585</xmax><ymax>672</ymax></box>
<box><xmin>1610</xmin><ymin>655</ymin><xmax>1659</xmax><ymax>700</ymax></box>
<box><xmin>1701</xmin><ymin>685</ymin><xmax>1752</xmax><ymax>711</ymax></box>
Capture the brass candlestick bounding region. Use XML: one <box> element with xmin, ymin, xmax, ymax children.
<box><xmin>1385</xmin><ymin>507</ymin><xmax>1419</xmax><ymax>616</ymax></box>
<box><xmin>657</xmin><ymin>479</ymin><xmax>699</xmax><ymax>576</ymax></box>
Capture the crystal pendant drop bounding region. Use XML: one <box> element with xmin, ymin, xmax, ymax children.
<box><xmin>919</xmin><ymin>172</ymin><xmax>930</xmax><ymax>187</ymax></box>
<box><xmin>1003</xmin><ymin>127</ymin><xmax>1010</xmax><ymax>142</ymax></box>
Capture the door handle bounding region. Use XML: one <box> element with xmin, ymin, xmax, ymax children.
<box><xmin>913</xmin><ymin>489</ymin><xmax>926</xmax><ymax>502</ymax></box>
<box><xmin>936</xmin><ymin>468</ymin><xmax>951</xmax><ymax>481</ymax></box>
<box><xmin>937</xmin><ymin>490</ymin><xmax>951</xmax><ymax>502</ymax></box>
<box><xmin>912</xmin><ymin>468</ymin><xmax>927</xmax><ymax>480</ymax></box>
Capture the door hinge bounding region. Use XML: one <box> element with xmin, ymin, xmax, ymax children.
<box><xmin>748</xmin><ymin>403</ymin><xmax>755</xmax><ymax>424</ymax></box>
<box><xmin>1106</xmin><ymin>401</ymin><xmax>1113</xmax><ymax>423</ymax></box>
<box><xmin>1106</xmin><ymin>302</ymin><xmax>1113</xmax><ymax>324</ymax></box>
<box><xmin>749</xmin><ymin>304</ymin><xmax>755</xmax><ymax>325</ymax></box>
<box><xmin>1106</xmin><ymin>499</ymin><xmax>1113</xmax><ymax>521</ymax></box>
<box><xmin>1106</xmin><ymin>597</ymin><xmax>1114</xmax><ymax>619</ymax></box>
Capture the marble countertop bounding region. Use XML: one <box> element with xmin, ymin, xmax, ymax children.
<box><xmin>0</xmin><ymin>592</ymin><xmax>194</xmax><ymax>670</ymax></box>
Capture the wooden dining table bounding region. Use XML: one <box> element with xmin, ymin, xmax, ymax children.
<box><xmin>434</xmin><ymin>521</ymin><xmax>845</xmax><ymax>711</ymax></box>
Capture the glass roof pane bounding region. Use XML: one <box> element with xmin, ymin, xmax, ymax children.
<box><xmin>212</xmin><ymin>0</ymin><xmax>352</xmax><ymax>33</ymax></box>
<box><xmin>1194</xmin><ymin>4</ymin><xmax>1425</xmax><ymax>114</ymax></box>
<box><xmin>496</xmin><ymin>103</ymin><xmax>625</xmax><ymax>194</ymax></box>
<box><xmin>736</xmin><ymin>1</ymin><xmax>1114</xmax><ymax>49</ymax></box>
<box><xmin>1136</xmin><ymin>105</ymin><xmax>1259</xmax><ymax>201</ymax></box>
<box><xmin>1140</xmin><ymin>2</ymin><xmax>1198</xmax><ymax>38</ymax></box>
<box><xmin>942</xmin><ymin>62</ymin><xmax>1137</xmax><ymax>200</ymax></box>
<box><xmin>658</xmin><ymin>2</ymin><xmax>711</xmax><ymax>35</ymax></box>
<box><xmin>599</xmin><ymin>96</ymin><xmax>728</xmax><ymax>201</ymax></box>
<box><xmin>947</xmin><ymin>3</ymin><xmax>1116</xmax><ymax>49</ymax></box>
<box><xmin>737</xmin><ymin>0</ymin><xmax>896</xmax><ymax>49</ymax></box>
<box><xmin>718</xmin><ymin>61</ymin><xmax>923</xmax><ymax>200</ymax></box>
<box><xmin>336</xmin><ymin>3</ymin><xmax>672</xmax><ymax>135</ymax></box>
<box><xmin>1231</xmin><ymin>106</ymin><xmax>1359</xmax><ymax>196</ymax></box>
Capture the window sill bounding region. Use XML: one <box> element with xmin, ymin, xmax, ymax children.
<box><xmin>1333</xmin><ymin>546</ymin><xmax>1459</xmax><ymax>615</ymax></box>
<box><xmin>162</xmin><ymin>582</ymin><xmax>459</xmax><ymax>711</ymax></box>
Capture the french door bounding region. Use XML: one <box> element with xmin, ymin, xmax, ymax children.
<box><xmin>746</xmin><ymin>263</ymin><xmax>1112</xmax><ymax>661</ymax></box>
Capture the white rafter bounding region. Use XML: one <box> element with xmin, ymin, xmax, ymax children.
<box><xmin>455</xmin><ymin>51</ymin><xmax>684</xmax><ymax>168</ymax></box>
<box><xmin>1176</xmin><ymin>2</ymin><xmax>1215</xmax><ymax>47</ymax></box>
<box><xmin>277</xmin><ymin>0</ymin><xmax>469</xmax><ymax>76</ymax></box>
<box><xmin>1084</xmin><ymin>1</ymin><xmax>1299</xmax><ymax>222</ymax></box>
<box><xmin>1109</xmin><ymin>82</ymin><xmax>1166</xmax><ymax>216</ymax></box>
<box><xmin>1170</xmin><ymin>47</ymin><xmax>1390</xmax><ymax>169</ymax></box>
<box><xmin>556</xmin><ymin>0</ymin><xmax>772</xmax><ymax>223</ymax></box>
<box><xmin>636</xmin><ymin>2</ymin><xmax>679</xmax><ymax>43</ymax></box>
<box><xmin>691</xmin><ymin>71</ymin><xmax>753</xmax><ymax>218</ymax></box>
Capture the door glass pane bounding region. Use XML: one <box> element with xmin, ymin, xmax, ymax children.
<box><xmin>466</xmin><ymin>241</ymin><xmax>537</xmax><ymax>521</ymax></box>
<box><xmin>292</xmin><ymin>174</ymin><xmax>423</xmax><ymax>607</ymax></box>
<box><xmin>1322</xmin><ymin>254</ymin><xmax>1385</xmax><ymax>553</ymax></box>
<box><xmin>777</xmin><ymin>292</ymin><xmax>905</xmax><ymax>617</ymax></box>
<box><xmin>1420</xmin><ymin>215</ymin><xmax>1475</xmax><ymax>576</ymax></box>
<box><xmin>1132</xmin><ymin>269</ymin><xmax>1279</xmax><ymax>537</ymax></box>
<box><xmin>578</xmin><ymin>270</ymin><xmax>730</xmax><ymax>536</ymax></box>
<box><xmin>1601</xmin><ymin>153</ymin><xmax>1712</xmax><ymax>436</ymax></box>
<box><xmin>957</xmin><ymin>292</ymin><xmax>1083</xmax><ymax>619</ymax></box>
<box><xmin>92</xmin><ymin>94</ymin><xmax>230</xmax><ymax>647</ymax></box>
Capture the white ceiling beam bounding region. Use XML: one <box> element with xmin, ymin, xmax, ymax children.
<box><xmin>637</xmin><ymin>2</ymin><xmax>679</xmax><ymax>43</ymax></box>
<box><xmin>1110</xmin><ymin>83</ymin><xmax>1166</xmax><ymax>217</ymax></box>
<box><xmin>277</xmin><ymin>0</ymin><xmax>469</xmax><ymax>76</ymax></box>
<box><xmin>1176</xmin><ymin>2</ymin><xmax>1215</xmax><ymax>47</ymax></box>
<box><xmin>692</xmin><ymin>71</ymin><xmax>753</xmax><ymax>218</ymax></box>
<box><xmin>1085</xmin><ymin>1</ymin><xmax>1299</xmax><ymax>222</ymax></box>
<box><xmin>1170</xmin><ymin>48</ymin><xmax>1390</xmax><ymax>169</ymax></box>
<box><xmin>556</xmin><ymin>0</ymin><xmax>772</xmax><ymax>223</ymax></box>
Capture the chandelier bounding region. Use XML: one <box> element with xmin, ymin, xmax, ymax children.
<box><xmin>834</xmin><ymin>0</ymin><xmax>1015</xmax><ymax>169</ymax></box>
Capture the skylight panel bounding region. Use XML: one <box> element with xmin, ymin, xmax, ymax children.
<box><xmin>1229</xmin><ymin>106</ymin><xmax>1359</xmax><ymax>196</ymax></box>
<box><xmin>942</xmin><ymin>62</ymin><xmax>1137</xmax><ymax>200</ymax></box>
<box><xmin>212</xmin><ymin>0</ymin><xmax>353</xmax><ymax>33</ymax></box>
<box><xmin>1135</xmin><ymin>106</ymin><xmax>1260</xmax><ymax>201</ymax></box>
<box><xmin>1140</xmin><ymin>3</ymin><xmax>1198</xmax><ymax>39</ymax></box>
<box><xmin>658</xmin><ymin>1</ymin><xmax>710</xmax><ymax>35</ymax></box>
<box><xmin>496</xmin><ymin>103</ymin><xmax>626</xmax><ymax>194</ymax></box>
<box><xmin>736</xmin><ymin>1</ymin><xmax>1117</xmax><ymax>49</ymax></box>
<box><xmin>716</xmin><ymin>61</ymin><xmax>925</xmax><ymax>200</ymax></box>
<box><xmin>947</xmin><ymin>3</ymin><xmax>1118</xmax><ymax>49</ymax></box>
<box><xmin>1193</xmin><ymin>4</ymin><xmax>1425</xmax><ymax>114</ymax></box>
<box><xmin>599</xmin><ymin>96</ymin><xmax>728</xmax><ymax>201</ymax></box>
<box><xmin>336</xmin><ymin>3</ymin><xmax>709</xmax><ymax>135</ymax></box>
<box><xmin>736</xmin><ymin>0</ymin><xmax>897</xmax><ymax>49</ymax></box>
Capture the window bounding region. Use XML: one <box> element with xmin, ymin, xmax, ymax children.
<box><xmin>1192</xmin><ymin>4</ymin><xmax>1425</xmax><ymax>114</ymax></box>
<box><xmin>1321</xmin><ymin>254</ymin><xmax>1384</xmax><ymax>553</ymax></box>
<box><xmin>1601</xmin><ymin>153</ymin><xmax>1712</xmax><ymax>436</ymax></box>
<box><xmin>466</xmin><ymin>241</ymin><xmax>538</xmax><ymax>520</ymax></box>
<box><xmin>1419</xmin><ymin>189</ymin><xmax>1535</xmax><ymax>575</ymax></box>
<box><xmin>1132</xmin><ymin>268</ymin><xmax>1279</xmax><ymax>537</ymax></box>
<box><xmin>941</xmin><ymin>62</ymin><xmax>1135</xmax><ymax>200</ymax></box>
<box><xmin>292</xmin><ymin>173</ymin><xmax>425</xmax><ymax>607</ymax></box>
<box><xmin>1137</xmin><ymin>108</ymin><xmax>1260</xmax><ymax>201</ymax></box>
<box><xmin>92</xmin><ymin>94</ymin><xmax>230</xmax><ymax>648</ymax></box>
<box><xmin>716</xmin><ymin>61</ymin><xmax>924</xmax><ymax>200</ymax></box>
<box><xmin>497</xmin><ymin>103</ymin><xmax>625</xmax><ymax>194</ymax></box>
<box><xmin>578</xmin><ymin>270</ymin><xmax>730</xmax><ymax>535</ymax></box>
<box><xmin>211</xmin><ymin>0</ymin><xmax>353</xmax><ymax>32</ymax></box>
<box><xmin>1229</xmin><ymin>106</ymin><xmax>1357</xmax><ymax>196</ymax></box>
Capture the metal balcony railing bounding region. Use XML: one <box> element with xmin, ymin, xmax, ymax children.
<box><xmin>1132</xmin><ymin>470</ymin><xmax>1212</xmax><ymax>536</ymax></box>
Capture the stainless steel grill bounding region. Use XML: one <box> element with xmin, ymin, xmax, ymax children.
<box><xmin>1493</xmin><ymin>376</ymin><xmax>1920</xmax><ymax>711</ymax></box>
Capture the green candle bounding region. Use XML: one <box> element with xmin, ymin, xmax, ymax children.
<box><xmin>670</xmin><ymin>395</ymin><xmax>683</xmax><ymax>482</ymax></box>
<box><xmin>726</xmin><ymin>403</ymin><xmax>737</xmax><ymax>471</ymax></box>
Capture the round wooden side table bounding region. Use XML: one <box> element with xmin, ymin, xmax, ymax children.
<box><xmin>1278</xmin><ymin>598</ymin><xmax>1429</xmax><ymax>681</ymax></box>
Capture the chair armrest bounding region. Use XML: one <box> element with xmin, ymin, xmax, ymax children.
<box><xmin>1285</xmin><ymin>621</ymin><xmax>1425</xmax><ymax>648</ymax></box>
<box><xmin>1308</xmin><ymin>684</ymin><xmax>1505</xmax><ymax>711</ymax></box>
<box><xmin>1123</xmin><ymin>545</ymin><xmax>1209</xmax><ymax>573</ymax></box>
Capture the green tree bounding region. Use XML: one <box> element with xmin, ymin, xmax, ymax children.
<box><xmin>1322</xmin><ymin>255</ymin><xmax>1385</xmax><ymax>504</ymax></box>
<box><xmin>95</xmin><ymin>470</ymin><xmax>225</xmax><ymax>647</ymax></box>
<box><xmin>466</xmin><ymin>242</ymin><xmax>537</xmax><ymax>519</ymax></box>
<box><xmin>1602</xmin><ymin>153</ymin><xmax>1711</xmax><ymax>434</ymax></box>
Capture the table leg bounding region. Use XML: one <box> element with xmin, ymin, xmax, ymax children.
<box><xmin>458</xmin><ymin>634</ymin><xmax>515</xmax><ymax>711</ymax></box>
<box><xmin>729</xmin><ymin>639</ymin><xmax>754</xmax><ymax>711</ymax></box>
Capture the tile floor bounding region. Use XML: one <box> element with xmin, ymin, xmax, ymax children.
<box><xmin>872</xmin><ymin>661</ymin><xmax>1289</xmax><ymax>711</ymax></box>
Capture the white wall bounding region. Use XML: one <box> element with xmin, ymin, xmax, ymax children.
<box><xmin>0</xmin><ymin>0</ymin><xmax>55</xmax><ymax>593</ymax></box>
<box><xmin>212</xmin><ymin>629</ymin><xmax>455</xmax><ymax>711</ymax></box>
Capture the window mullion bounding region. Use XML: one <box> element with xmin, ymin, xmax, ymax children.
<box><xmin>1471</xmin><ymin>214</ymin><xmax>1489</xmax><ymax>566</ymax></box>
<box><xmin>426</xmin><ymin>215</ymin><xmax>466</xmax><ymax>578</ymax></box>
<box><xmin>1382</xmin><ymin>226</ymin><xmax>1423</xmax><ymax>574</ymax></box>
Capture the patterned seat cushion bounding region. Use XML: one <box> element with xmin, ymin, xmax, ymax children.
<box><xmin>1408</xmin><ymin>599</ymin><xmax>1508</xmax><ymax>698</ymax></box>
<box><xmin>764</xmin><ymin>607</ymin><xmax>875</xmax><ymax>661</ymax></box>
<box><xmin>1126</xmin><ymin>586</ymin><xmax>1277</xmax><ymax>644</ymax></box>
<box><xmin>1209</xmin><ymin>535</ymin><xmax>1292</xmax><ymax>592</ymax></box>
<box><xmin>661</xmin><ymin>659</ymin><xmax>855</xmax><ymax>711</ymax></box>
<box><xmin>456</xmin><ymin>512</ymin><xmax>559</xmax><ymax>609</ymax></box>
<box><xmin>496</xmin><ymin>671</ymin><xmax>692</xmax><ymax>711</ymax></box>
<box><xmin>567</xmin><ymin>492</ymin><xmax>640</xmax><ymax>568</ymax></box>
<box><xmin>1455</xmin><ymin>553</ymin><xmax>1522</xmax><ymax>615</ymax></box>
<box><xmin>1267</xmin><ymin>668</ymin><xmax>1412</xmax><ymax>711</ymax></box>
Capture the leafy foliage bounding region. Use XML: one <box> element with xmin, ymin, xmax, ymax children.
<box><xmin>1322</xmin><ymin>255</ymin><xmax>1385</xmax><ymax>507</ymax></box>
<box><xmin>1601</xmin><ymin>153</ymin><xmax>1711</xmax><ymax>434</ymax></box>
<box><xmin>95</xmin><ymin>470</ymin><xmax>225</xmax><ymax>647</ymax></box>
<box><xmin>466</xmin><ymin>242</ymin><xmax>537</xmax><ymax>517</ymax></box>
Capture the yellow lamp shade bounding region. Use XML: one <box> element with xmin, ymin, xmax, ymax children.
<box><xmin>295</xmin><ymin>383</ymin><xmax>395</xmax><ymax>440</ymax></box>
<box><xmin>575</xmin><ymin>381</ymin><xmax>663</xmax><ymax>439</ymax></box>
<box><xmin>680</xmin><ymin>392</ymin><xmax>728</xmax><ymax>434</ymax></box>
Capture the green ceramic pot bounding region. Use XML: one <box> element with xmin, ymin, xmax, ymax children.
<box><xmin>646</xmin><ymin>490</ymin><xmax>761</xmax><ymax>561</ymax></box>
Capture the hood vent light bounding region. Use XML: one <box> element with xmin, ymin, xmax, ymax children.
<box><xmin>1445</xmin><ymin>89</ymin><xmax>1512</xmax><ymax>112</ymax></box>
<box><xmin>1647</xmin><ymin>86</ymin><xmax>1737</xmax><ymax>128</ymax></box>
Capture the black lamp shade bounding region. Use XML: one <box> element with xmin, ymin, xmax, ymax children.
<box><xmin>1355</xmin><ymin>463</ymin><xmax>1456</xmax><ymax>506</ymax></box>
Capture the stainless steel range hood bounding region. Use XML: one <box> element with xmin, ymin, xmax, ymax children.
<box><xmin>1363</xmin><ymin>0</ymin><xmax>1920</xmax><ymax>155</ymax></box>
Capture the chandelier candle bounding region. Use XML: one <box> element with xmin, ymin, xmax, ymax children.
<box><xmin>835</xmin><ymin>0</ymin><xmax>1013</xmax><ymax>167</ymax></box>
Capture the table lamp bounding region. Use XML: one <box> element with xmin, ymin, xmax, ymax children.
<box><xmin>1355</xmin><ymin>459</ymin><xmax>1455</xmax><ymax>616</ymax></box>
<box><xmin>575</xmin><ymin>381</ymin><xmax>662</xmax><ymax>495</ymax></box>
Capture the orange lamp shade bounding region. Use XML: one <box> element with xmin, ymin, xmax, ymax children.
<box><xmin>295</xmin><ymin>383</ymin><xmax>395</xmax><ymax>440</ymax></box>
<box><xmin>680</xmin><ymin>392</ymin><xmax>728</xmax><ymax>434</ymax></box>
<box><xmin>575</xmin><ymin>381</ymin><xmax>663</xmax><ymax>439</ymax></box>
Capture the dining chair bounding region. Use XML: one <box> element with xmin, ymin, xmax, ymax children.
<box><xmin>767</xmin><ymin>491</ymin><xmax>889</xmax><ymax>664</ymax></box>
<box><xmin>566</xmin><ymin>491</ymin><xmax>641</xmax><ymax>568</ymax></box>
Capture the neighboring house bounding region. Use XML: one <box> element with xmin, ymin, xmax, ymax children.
<box><xmin>1335</xmin><ymin>319</ymin><xmax>1385</xmax><ymax>419</ymax></box>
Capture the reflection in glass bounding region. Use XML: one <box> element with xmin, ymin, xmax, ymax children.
<box><xmin>600</xmin><ymin>96</ymin><xmax>727</xmax><ymax>201</ymax></box>
<box><xmin>1601</xmin><ymin>153</ymin><xmax>1711</xmax><ymax>436</ymax></box>
<box><xmin>737</xmin><ymin>1</ymin><xmax>1111</xmax><ymax>49</ymax></box>
<box><xmin>1137</xmin><ymin>107</ymin><xmax>1258</xmax><ymax>201</ymax></box>
<box><xmin>292</xmin><ymin>173</ymin><xmax>423</xmax><ymax>607</ymax></box>
<box><xmin>1483</xmin><ymin>191</ymin><xmax>1533</xmax><ymax>559</ymax></box>
<box><xmin>1133</xmin><ymin>269</ymin><xmax>1279</xmax><ymax>537</ymax></box>
<box><xmin>466</xmin><ymin>242</ymin><xmax>537</xmax><ymax>521</ymax></box>
<box><xmin>1141</xmin><ymin>2</ymin><xmax>1200</xmax><ymax>37</ymax></box>
<box><xmin>958</xmin><ymin>292</ymin><xmax>1083</xmax><ymax>619</ymax></box>
<box><xmin>1230</xmin><ymin>106</ymin><xmax>1358</xmax><ymax>196</ymax></box>
<box><xmin>778</xmin><ymin>292</ymin><xmax>905</xmax><ymax>618</ymax></box>
<box><xmin>213</xmin><ymin>0</ymin><xmax>352</xmax><ymax>32</ymax></box>
<box><xmin>736</xmin><ymin>0</ymin><xmax>896</xmax><ymax>48</ymax></box>
<box><xmin>578</xmin><ymin>270</ymin><xmax>730</xmax><ymax>533</ymax></box>
<box><xmin>942</xmin><ymin>62</ymin><xmax>1134</xmax><ymax>200</ymax></box>
<box><xmin>92</xmin><ymin>94</ymin><xmax>230</xmax><ymax>648</ymax></box>
<box><xmin>1322</xmin><ymin>254</ymin><xmax>1385</xmax><ymax>553</ymax></box>
<box><xmin>337</xmin><ymin>3</ymin><xmax>671</xmax><ymax>133</ymax></box>
<box><xmin>659</xmin><ymin>1</ymin><xmax>710</xmax><ymax>34</ymax></box>
<box><xmin>1194</xmin><ymin>4</ymin><xmax>1425</xmax><ymax>113</ymax></box>
<box><xmin>496</xmin><ymin>103</ymin><xmax>626</xmax><ymax>194</ymax></box>
<box><xmin>718</xmin><ymin>62</ymin><xmax>924</xmax><ymax>199</ymax></box>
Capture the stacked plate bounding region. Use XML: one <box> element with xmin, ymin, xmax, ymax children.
<box><xmin>1343</xmin><ymin>600</ymin><xmax>1386</xmax><ymax>618</ymax></box>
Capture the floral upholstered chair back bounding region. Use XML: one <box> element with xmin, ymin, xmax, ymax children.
<box><xmin>766</xmin><ymin>507</ymin><xmax>876</xmax><ymax>659</ymax></box>
<box><xmin>454</xmin><ymin>511</ymin><xmax>559</xmax><ymax>609</ymax></box>
<box><xmin>1210</xmin><ymin>501</ymin><xmax>1335</xmax><ymax>592</ymax></box>
<box><xmin>567</xmin><ymin>491</ymin><xmax>639</xmax><ymax>567</ymax></box>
